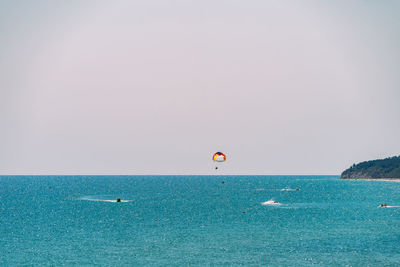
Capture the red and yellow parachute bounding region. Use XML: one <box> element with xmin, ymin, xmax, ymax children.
<box><xmin>212</xmin><ymin>152</ymin><xmax>226</xmax><ymax>162</ymax></box>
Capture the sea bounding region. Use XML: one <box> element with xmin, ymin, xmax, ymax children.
<box><xmin>1</xmin><ymin>175</ymin><xmax>400</xmax><ymax>266</ymax></box>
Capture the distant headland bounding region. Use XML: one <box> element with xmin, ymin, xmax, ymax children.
<box><xmin>341</xmin><ymin>155</ymin><xmax>400</xmax><ymax>180</ymax></box>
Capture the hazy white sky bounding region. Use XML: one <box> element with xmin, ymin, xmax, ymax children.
<box><xmin>1</xmin><ymin>0</ymin><xmax>399</xmax><ymax>175</ymax></box>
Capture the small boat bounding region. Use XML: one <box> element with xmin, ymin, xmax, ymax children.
<box><xmin>261</xmin><ymin>200</ymin><xmax>281</xmax><ymax>206</ymax></box>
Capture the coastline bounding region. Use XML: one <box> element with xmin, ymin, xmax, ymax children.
<box><xmin>340</xmin><ymin>178</ymin><xmax>400</xmax><ymax>182</ymax></box>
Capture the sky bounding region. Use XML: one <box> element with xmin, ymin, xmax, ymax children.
<box><xmin>1</xmin><ymin>0</ymin><xmax>399</xmax><ymax>175</ymax></box>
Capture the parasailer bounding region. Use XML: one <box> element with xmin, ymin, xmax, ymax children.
<box><xmin>213</xmin><ymin>152</ymin><xmax>226</xmax><ymax>170</ymax></box>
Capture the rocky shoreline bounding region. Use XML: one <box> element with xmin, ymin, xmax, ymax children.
<box><xmin>340</xmin><ymin>178</ymin><xmax>400</xmax><ymax>182</ymax></box>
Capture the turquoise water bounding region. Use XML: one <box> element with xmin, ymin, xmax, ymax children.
<box><xmin>1</xmin><ymin>175</ymin><xmax>400</xmax><ymax>266</ymax></box>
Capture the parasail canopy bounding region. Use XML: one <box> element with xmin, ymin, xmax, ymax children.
<box><xmin>213</xmin><ymin>152</ymin><xmax>226</xmax><ymax>162</ymax></box>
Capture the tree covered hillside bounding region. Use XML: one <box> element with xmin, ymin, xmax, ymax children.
<box><xmin>341</xmin><ymin>156</ymin><xmax>400</xmax><ymax>179</ymax></box>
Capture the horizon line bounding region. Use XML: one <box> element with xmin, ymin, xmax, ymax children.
<box><xmin>0</xmin><ymin>174</ymin><xmax>340</xmax><ymax>176</ymax></box>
